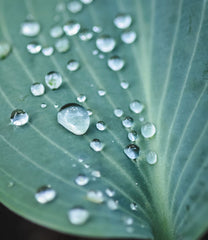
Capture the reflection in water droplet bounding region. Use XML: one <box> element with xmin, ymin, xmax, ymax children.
<box><xmin>90</xmin><ymin>139</ymin><xmax>104</xmax><ymax>152</ymax></box>
<box><xmin>79</xmin><ymin>29</ymin><xmax>93</xmax><ymax>41</ymax></box>
<box><xmin>121</xmin><ymin>30</ymin><xmax>137</xmax><ymax>44</ymax></box>
<box><xmin>105</xmin><ymin>188</ymin><xmax>115</xmax><ymax>197</ymax></box>
<box><xmin>10</xmin><ymin>109</ymin><xmax>29</xmax><ymax>126</ymax></box>
<box><xmin>122</xmin><ymin>116</ymin><xmax>134</xmax><ymax>128</ymax></box>
<box><xmin>124</xmin><ymin>144</ymin><xmax>139</xmax><ymax>160</ymax></box>
<box><xmin>128</xmin><ymin>130</ymin><xmax>138</xmax><ymax>142</ymax></box>
<box><xmin>0</xmin><ymin>42</ymin><xmax>11</xmax><ymax>59</ymax></box>
<box><xmin>130</xmin><ymin>202</ymin><xmax>138</xmax><ymax>211</ymax></box>
<box><xmin>63</xmin><ymin>20</ymin><xmax>81</xmax><ymax>36</ymax></box>
<box><xmin>92</xmin><ymin>25</ymin><xmax>102</xmax><ymax>33</ymax></box>
<box><xmin>42</xmin><ymin>46</ymin><xmax>54</xmax><ymax>56</ymax></box>
<box><xmin>86</xmin><ymin>190</ymin><xmax>104</xmax><ymax>203</ymax></box>
<box><xmin>120</xmin><ymin>81</ymin><xmax>129</xmax><ymax>89</ymax></box>
<box><xmin>67</xmin><ymin>59</ymin><xmax>80</xmax><ymax>71</ymax></box>
<box><xmin>67</xmin><ymin>0</ymin><xmax>83</xmax><ymax>13</ymax></box>
<box><xmin>91</xmin><ymin>170</ymin><xmax>101</xmax><ymax>178</ymax></box>
<box><xmin>21</xmin><ymin>20</ymin><xmax>40</xmax><ymax>37</ymax></box>
<box><xmin>96</xmin><ymin>121</ymin><xmax>106</xmax><ymax>131</ymax></box>
<box><xmin>30</xmin><ymin>83</ymin><xmax>45</xmax><ymax>96</ymax></box>
<box><xmin>107</xmin><ymin>199</ymin><xmax>118</xmax><ymax>210</ymax></box>
<box><xmin>55</xmin><ymin>37</ymin><xmax>70</xmax><ymax>53</ymax></box>
<box><xmin>57</xmin><ymin>103</ymin><xmax>90</xmax><ymax>135</ymax></box>
<box><xmin>50</xmin><ymin>25</ymin><xmax>63</xmax><ymax>38</ymax></box>
<box><xmin>45</xmin><ymin>71</ymin><xmax>62</xmax><ymax>90</ymax></box>
<box><xmin>141</xmin><ymin>122</ymin><xmax>156</xmax><ymax>138</ymax></box>
<box><xmin>146</xmin><ymin>151</ymin><xmax>157</xmax><ymax>165</ymax></box>
<box><xmin>68</xmin><ymin>207</ymin><xmax>90</xmax><ymax>225</ymax></box>
<box><xmin>27</xmin><ymin>42</ymin><xmax>42</xmax><ymax>54</ymax></box>
<box><xmin>108</xmin><ymin>56</ymin><xmax>125</xmax><ymax>71</ymax></box>
<box><xmin>98</xmin><ymin>89</ymin><xmax>106</xmax><ymax>96</ymax></box>
<box><xmin>130</xmin><ymin>100</ymin><xmax>144</xmax><ymax>114</ymax></box>
<box><xmin>81</xmin><ymin>0</ymin><xmax>93</xmax><ymax>4</ymax></box>
<box><xmin>114</xmin><ymin>13</ymin><xmax>132</xmax><ymax>29</ymax></box>
<box><xmin>77</xmin><ymin>94</ymin><xmax>86</xmax><ymax>103</ymax></box>
<box><xmin>41</xmin><ymin>103</ymin><xmax>47</xmax><ymax>109</ymax></box>
<box><xmin>96</xmin><ymin>35</ymin><xmax>116</xmax><ymax>53</ymax></box>
<box><xmin>75</xmin><ymin>174</ymin><xmax>89</xmax><ymax>186</ymax></box>
<box><xmin>35</xmin><ymin>185</ymin><xmax>56</xmax><ymax>204</ymax></box>
<box><xmin>114</xmin><ymin>108</ymin><xmax>123</xmax><ymax>117</ymax></box>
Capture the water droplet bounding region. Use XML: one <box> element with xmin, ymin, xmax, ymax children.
<box><xmin>121</xmin><ymin>30</ymin><xmax>137</xmax><ymax>44</ymax></box>
<box><xmin>8</xmin><ymin>181</ymin><xmax>14</xmax><ymax>187</ymax></box>
<box><xmin>130</xmin><ymin>202</ymin><xmax>138</xmax><ymax>211</ymax></box>
<box><xmin>55</xmin><ymin>37</ymin><xmax>70</xmax><ymax>53</ymax></box>
<box><xmin>27</xmin><ymin>42</ymin><xmax>42</xmax><ymax>54</ymax></box>
<box><xmin>50</xmin><ymin>25</ymin><xmax>63</xmax><ymax>38</ymax></box>
<box><xmin>56</xmin><ymin>2</ymin><xmax>66</xmax><ymax>12</ymax></box>
<box><xmin>114</xmin><ymin>108</ymin><xmax>123</xmax><ymax>117</ymax></box>
<box><xmin>92</xmin><ymin>25</ymin><xmax>102</xmax><ymax>33</ymax></box>
<box><xmin>123</xmin><ymin>216</ymin><xmax>133</xmax><ymax>225</ymax></box>
<box><xmin>40</xmin><ymin>103</ymin><xmax>47</xmax><ymax>109</ymax></box>
<box><xmin>98</xmin><ymin>89</ymin><xmax>106</xmax><ymax>96</ymax></box>
<box><xmin>129</xmin><ymin>100</ymin><xmax>144</xmax><ymax>114</ymax></box>
<box><xmin>21</xmin><ymin>20</ymin><xmax>40</xmax><ymax>37</ymax></box>
<box><xmin>146</xmin><ymin>151</ymin><xmax>157</xmax><ymax>165</ymax></box>
<box><xmin>96</xmin><ymin>35</ymin><xmax>116</xmax><ymax>53</ymax></box>
<box><xmin>122</xmin><ymin>116</ymin><xmax>134</xmax><ymax>128</ymax></box>
<box><xmin>81</xmin><ymin>0</ymin><xmax>93</xmax><ymax>4</ymax></box>
<box><xmin>87</xmin><ymin>109</ymin><xmax>93</xmax><ymax>116</ymax></box>
<box><xmin>126</xmin><ymin>226</ymin><xmax>134</xmax><ymax>233</ymax></box>
<box><xmin>86</xmin><ymin>190</ymin><xmax>104</xmax><ymax>203</ymax></box>
<box><xmin>45</xmin><ymin>71</ymin><xmax>62</xmax><ymax>90</ymax></box>
<box><xmin>128</xmin><ymin>130</ymin><xmax>138</xmax><ymax>142</ymax></box>
<box><xmin>90</xmin><ymin>139</ymin><xmax>104</xmax><ymax>152</ymax></box>
<box><xmin>54</xmin><ymin>104</ymin><xmax>59</xmax><ymax>108</ymax></box>
<box><xmin>67</xmin><ymin>0</ymin><xmax>83</xmax><ymax>13</ymax></box>
<box><xmin>67</xmin><ymin>59</ymin><xmax>80</xmax><ymax>72</ymax></box>
<box><xmin>91</xmin><ymin>170</ymin><xmax>101</xmax><ymax>178</ymax></box>
<box><xmin>77</xmin><ymin>94</ymin><xmax>86</xmax><ymax>103</ymax></box>
<box><xmin>0</xmin><ymin>42</ymin><xmax>11</xmax><ymax>59</ymax></box>
<box><xmin>57</xmin><ymin>103</ymin><xmax>90</xmax><ymax>135</ymax></box>
<box><xmin>98</xmin><ymin>53</ymin><xmax>104</xmax><ymax>59</ymax></box>
<box><xmin>42</xmin><ymin>46</ymin><xmax>54</xmax><ymax>56</ymax></box>
<box><xmin>79</xmin><ymin>28</ymin><xmax>93</xmax><ymax>41</ymax></box>
<box><xmin>120</xmin><ymin>81</ymin><xmax>129</xmax><ymax>89</ymax></box>
<box><xmin>96</xmin><ymin>121</ymin><xmax>106</xmax><ymax>131</ymax></box>
<box><xmin>84</xmin><ymin>163</ymin><xmax>90</xmax><ymax>168</ymax></box>
<box><xmin>35</xmin><ymin>185</ymin><xmax>56</xmax><ymax>204</ymax></box>
<box><xmin>114</xmin><ymin>13</ymin><xmax>132</xmax><ymax>29</ymax></box>
<box><xmin>30</xmin><ymin>83</ymin><xmax>45</xmax><ymax>96</ymax></box>
<box><xmin>107</xmin><ymin>199</ymin><xmax>118</xmax><ymax>210</ymax></box>
<box><xmin>63</xmin><ymin>20</ymin><xmax>81</xmax><ymax>36</ymax></box>
<box><xmin>75</xmin><ymin>174</ymin><xmax>89</xmax><ymax>186</ymax></box>
<box><xmin>68</xmin><ymin>207</ymin><xmax>90</xmax><ymax>225</ymax></box>
<box><xmin>105</xmin><ymin>188</ymin><xmax>115</xmax><ymax>197</ymax></box>
<box><xmin>92</xmin><ymin>49</ymin><xmax>98</xmax><ymax>55</ymax></box>
<box><xmin>139</xmin><ymin>116</ymin><xmax>144</xmax><ymax>122</ymax></box>
<box><xmin>108</xmin><ymin>56</ymin><xmax>125</xmax><ymax>71</ymax></box>
<box><xmin>124</xmin><ymin>144</ymin><xmax>140</xmax><ymax>160</ymax></box>
<box><xmin>141</xmin><ymin>122</ymin><xmax>156</xmax><ymax>138</ymax></box>
<box><xmin>10</xmin><ymin>109</ymin><xmax>29</xmax><ymax>126</ymax></box>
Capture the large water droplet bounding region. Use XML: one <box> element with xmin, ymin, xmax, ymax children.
<box><xmin>79</xmin><ymin>28</ymin><xmax>93</xmax><ymax>41</ymax></box>
<box><xmin>121</xmin><ymin>30</ymin><xmax>137</xmax><ymax>44</ymax></box>
<box><xmin>67</xmin><ymin>1</ymin><xmax>83</xmax><ymax>13</ymax></box>
<box><xmin>96</xmin><ymin>121</ymin><xmax>106</xmax><ymax>131</ymax></box>
<box><xmin>50</xmin><ymin>25</ymin><xmax>63</xmax><ymax>38</ymax></box>
<box><xmin>55</xmin><ymin>37</ymin><xmax>70</xmax><ymax>53</ymax></box>
<box><xmin>108</xmin><ymin>56</ymin><xmax>125</xmax><ymax>71</ymax></box>
<box><xmin>21</xmin><ymin>20</ymin><xmax>40</xmax><ymax>37</ymax></box>
<box><xmin>42</xmin><ymin>46</ymin><xmax>54</xmax><ymax>56</ymax></box>
<box><xmin>77</xmin><ymin>94</ymin><xmax>86</xmax><ymax>103</ymax></box>
<box><xmin>27</xmin><ymin>42</ymin><xmax>42</xmax><ymax>54</ymax></box>
<box><xmin>45</xmin><ymin>71</ymin><xmax>62</xmax><ymax>90</ymax></box>
<box><xmin>141</xmin><ymin>122</ymin><xmax>156</xmax><ymax>138</ymax></box>
<box><xmin>96</xmin><ymin>35</ymin><xmax>116</xmax><ymax>53</ymax></box>
<box><xmin>35</xmin><ymin>185</ymin><xmax>56</xmax><ymax>204</ymax></box>
<box><xmin>0</xmin><ymin>42</ymin><xmax>11</xmax><ymax>59</ymax></box>
<box><xmin>10</xmin><ymin>109</ymin><xmax>29</xmax><ymax>126</ymax></box>
<box><xmin>124</xmin><ymin>144</ymin><xmax>140</xmax><ymax>160</ymax></box>
<box><xmin>129</xmin><ymin>100</ymin><xmax>144</xmax><ymax>114</ymax></box>
<box><xmin>146</xmin><ymin>151</ymin><xmax>157</xmax><ymax>165</ymax></box>
<box><xmin>107</xmin><ymin>199</ymin><xmax>118</xmax><ymax>210</ymax></box>
<box><xmin>114</xmin><ymin>108</ymin><xmax>123</xmax><ymax>117</ymax></box>
<box><xmin>122</xmin><ymin>116</ymin><xmax>134</xmax><ymax>128</ymax></box>
<box><xmin>67</xmin><ymin>59</ymin><xmax>80</xmax><ymax>71</ymax></box>
<box><xmin>90</xmin><ymin>139</ymin><xmax>104</xmax><ymax>152</ymax></box>
<box><xmin>128</xmin><ymin>130</ymin><xmax>138</xmax><ymax>142</ymax></box>
<box><xmin>75</xmin><ymin>174</ymin><xmax>89</xmax><ymax>186</ymax></box>
<box><xmin>114</xmin><ymin>13</ymin><xmax>132</xmax><ymax>29</ymax></box>
<box><xmin>86</xmin><ymin>190</ymin><xmax>104</xmax><ymax>203</ymax></box>
<box><xmin>57</xmin><ymin>103</ymin><xmax>90</xmax><ymax>135</ymax></box>
<box><xmin>30</xmin><ymin>83</ymin><xmax>45</xmax><ymax>96</ymax></box>
<box><xmin>63</xmin><ymin>20</ymin><xmax>81</xmax><ymax>36</ymax></box>
<box><xmin>68</xmin><ymin>207</ymin><xmax>90</xmax><ymax>225</ymax></box>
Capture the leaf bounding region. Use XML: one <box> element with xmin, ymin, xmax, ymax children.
<box><xmin>0</xmin><ymin>0</ymin><xmax>208</xmax><ymax>239</ymax></box>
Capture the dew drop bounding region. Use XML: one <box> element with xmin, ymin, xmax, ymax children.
<box><xmin>56</xmin><ymin>2</ymin><xmax>66</xmax><ymax>12</ymax></box>
<box><xmin>126</xmin><ymin>226</ymin><xmax>134</xmax><ymax>233</ymax></box>
<box><xmin>67</xmin><ymin>0</ymin><xmax>83</xmax><ymax>13</ymax></box>
<box><xmin>114</xmin><ymin>108</ymin><xmax>123</xmax><ymax>117</ymax></box>
<box><xmin>54</xmin><ymin>104</ymin><xmax>59</xmax><ymax>109</ymax></box>
<box><xmin>55</xmin><ymin>37</ymin><xmax>70</xmax><ymax>53</ymax></box>
<box><xmin>21</xmin><ymin>20</ymin><xmax>40</xmax><ymax>37</ymax></box>
<box><xmin>57</xmin><ymin>103</ymin><xmax>90</xmax><ymax>135</ymax></box>
<box><xmin>98</xmin><ymin>89</ymin><xmax>106</xmax><ymax>96</ymax></box>
<box><xmin>91</xmin><ymin>170</ymin><xmax>101</xmax><ymax>178</ymax></box>
<box><xmin>63</xmin><ymin>20</ymin><xmax>81</xmax><ymax>36</ymax></box>
<box><xmin>122</xmin><ymin>116</ymin><xmax>134</xmax><ymax>128</ymax></box>
<box><xmin>30</xmin><ymin>83</ymin><xmax>45</xmax><ymax>96</ymax></box>
<box><xmin>114</xmin><ymin>13</ymin><xmax>132</xmax><ymax>29</ymax></box>
<box><xmin>40</xmin><ymin>103</ymin><xmax>47</xmax><ymax>109</ymax></box>
<box><xmin>10</xmin><ymin>109</ymin><xmax>29</xmax><ymax>126</ymax></box>
<box><xmin>35</xmin><ymin>185</ymin><xmax>56</xmax><ymax>204</ymax></box>
<box><xmin>8</xmin><ymin>181</ymin><xmax>15</xmax><ymax>187</ymax></box>
<box><xmin>86</xmin><ymin>190</ymin><xmax>104</xmax><ymax>203</ymax></box>
<box><xmin>75</xmin><ymin>174</ymin><xmax>89</xmax><ymax>186</ymax></box>
<box><xmin>79</xmin><ymin>28</ymin><xmax>93</xmax><ymax>41</ymax></box>
<box><xmin>87</xmin><ymin>109</ymin><xmax>93</xmax><ymax>116</ymax></box>
<box><xmin>141</xmin><ymin>122</ymin><xmax>156</xmax><ymax>138</ymax></box>
<box><xmin>84</xmin><ymin>163</ymin><xmax>90</xmax><ymax>169</ymax></box>
<box><xmin>81</xmin><ymin>0</ymin><xmax>93</xmax><ymax>4</ymax></box>
<box><xmin>96</xmin><ymin>121</ymin><xmax>106</xmax><ymax>131</ymax></box>
<box><xmin>50</xmin><ymin>25</ymin><xmax>63</xmax><ymax>38</ymax></box>
<box><xmin>129</xmin><ymin>100</ymin><xmax>144</xmax><ymax>114</ymax></box>
<box><xmin>128</xmin><ymin>130</ymin><xmax>138</xmax><ymax>142</ymax></box>
<box><xmin>98</xmin><ymin>53</ymin><xmax>104</xmax><ymax>59</ymax></box>
<box><xmin>27</xmin><ymin>42</ymin><xmax>42</xmax><ymax>54</ymax></box>
<box><xmin>77</xmin><ymin>94</ymin><xmax>86</xmax><ymax>103</ymax></box>
<box><xmin>67</xmin><ymin>59</ymin><xmax>80</xmax><ymax>72</ymax></box>
<box><xmin>146</xmin><ymin>151</ymin><xmax>157</xmax><ymax>165</ymax></box>
<box><xmin>108</xmin><ymin>56</ymin><xmax>125</xmax><ymax>71</ymax></box>
<box><xmin>121</xmin><ymin>30</ymin><xmax>137</xmax><ymax>44</ymax></box>
<box><xmin>123</xmin><ymin>216</ymin><xmax>134</xmax><ymax>225</ymax></box>
<box><xmin>45</xmin><ymin>71</ymin><xmax>62</xmax><ymax>90</ymax></box>
<box><xmin>68</xmin><ymin>207</ymin><xmax>89</xmax><ymax>225</ymax></box>
<box><xmin>0</xmin><ymin>42</ymin><xmax>11</xmax><ymax>59</ymax></box>
<box><xmin>92</xmin><ymin>25</ymin><xmax>102</xmax><ymax>33</ymax></box>
<box><xmin>96</xmin><ymin>35</ymin><xmax>116</xmax><ymax>53</ymax></box>
<box><xmin>130</xmin><ymin>202</ymin><xmax>138</xmax><ymax>211</ymax></box>
<box><xmin>124</xmin><ymin>144</ymin><xmax>140</xmax><ymax>160</ymax></box>
<box><xmin>107</xmin><ymin>199</ymin><xmax>118</xmax><ymax>210</ymax></box>
<box><xmin>105</xmin><ymin>188</ymin><xmax>115</xmax><ymax>197</ymax></box>
<box><xmin>92</xmin><ymin>49</ymin><xmax>98</xmax><ymax>55</ymax></box>
<box><xmin>120</xmin><ymin>81</ymin><xmax>129</xmax><ymax>89</ymax></box>
<box><xmin>90</xmin><ymin>139</ymin><xmax>104</xmax><ymax>152</ymax></box>
<box><xmin>42</xmin><ymin>46</ymin><xmax>54</xmax><ymax>56</ymax></box>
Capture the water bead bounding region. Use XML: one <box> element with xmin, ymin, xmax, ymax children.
<box><xmin>114</xmin><ymin>108</ymin><xmax>123</xmax><ymax>117</ymax></box>
<box><xmin>121</xmin><ymin>30</ymin><xmax>137</xmax><ymax>44</ymax></box>
<box><xmin>35</xmin><ymin>185</ymin><xmax>56</xmax><ymax>204</ymax></box>
<box><xmin>107</xmin><ymin>199</ymin><xmax>118</xmax><ymax>210</ymax></box>
<box><xmin>27</xmin><ymin>42</ymin><xmax>42</xmax><ymax>54</ymax></box>
<box><xmin>91</xmin><ymin>170</ymin><xmax>101</xmax><ymax>178</ymax></box>
<box><xmin>146</xmin><ymin>151</ymin><xmax>157</xmax><ymax>165</ymax></box>
<box><xmin>45</xmin><ymin>71</ymin><xmax>62</xmax><ymax>90</ymax></box>
<box><xmin>30</xmin><ymin>83</ymin><xmax>45</xmax><ymax>96</ymax></box>
<box><xmin>63</xmin><ymin>20</ymin><xmax>81</xmax><ymax>36</ymax></box>
<box><xmin>92</xmin><ymin>49</ymin><xmax>98</xmax><ymax>55</ymax></box>
<box><xmin>92</xmin><ymin>25</ymin><xmax>102</xmax><ymax>33</ymax></box>
<box><xmin>141</xmin><ymin>122</ymin><xmax>156</xmax><ymax>138</ymax></box>
<box><xmin>122</xmin><ymin>116</ymin><xmax>134</xmax><ymax>128</ymax></box>
<box><xmin>96</xmin><ymin>35</ymin><xmax>116</xmax><ymax>53</ymax></box>
<box><xmin>79</xmin><ymin>28</ymin><xmax>93</xmax><ymax>41</ymax></box>
<box><xmin>98</xmin><ymin>89</ymin><xmax>106</xmax><ymax>96</ymax></box>
<box><xmin>129</xmin><ymin>100</ymin><xmax>144</xmax><ymax>114</ymax></box>
<box><xmin>108</xmin><ymin>56</ymin><xmax>125</xmax><ymax>71</ymax></box>
<box><xmin>50</xmin><ymin>25</ymin><xmax>63</xmax><ymax>38</ymax></box>
<box><xmin>77</xmin><ymin>94</ymin><xmax>87</xmax><ymax>103</ymax></box>
<box><xmin>114</xmin><ymin>13</ymin><xmax>132</xmax><ymax>29</ymax></box>
<box><xmin>81</xmin><ymin>0</ymin><xmax>93</xmax><ymax>4</ymax></box>
<box><xmin>21</xmin><ymin>20</ymin><xmax>40</xmax><ymax>37</ymax></box>
<box><xmin>67</xmin><ymin>59</ymin><xmax>80</xmax><ymax>71</ymax></box>
<box><xmin>124</xmin><ymin>144</ymin><xmax>140</xmax><ymax>160</ymax></box>
<box><xmin>96</xmin><ymin>121</ymin><xmax>106</xmax><ymax>131</ymax></box>
<box><xmin>105</xmin><ymin>188</ymin><xmax>115</xmax><ymax>197</ymax></box>
<box><xmin>128</xmin><ymin>130</ymin><xmax>138</xmax><ymax>142</ymax></box>
<box><xmin>120</xmin><ymin>81</ymin><xmax>129</xmax><ymax>89</ymax></box>
<box><xmin>55</xmin><ymin>37</ymin><xmax>70</xmax><ymax>53</ymax></box>
<box><xmin>42</xmin><ymin>46</ymin><xmax>54</xmax><ymax>56</ymax></box>
<box><xmin>0</xmin><ymin>42</ymin><xmax>11</xmax><ymax>59</ymax></box>
<box><xmin>10</xmin><ymin>109</ymin><xmax>29</xmax><ymax>126</ymax></box>
<box><xmin>67</xmin><ymin>1</ymin><xmax>83</xmax><ymax>13</ymax></box>
<box><xmin>90</xmin><ymin>139</ymin><xmax>104</xmax><ymax>152</ymax></box>
<box><xmin>130</xmin><ymin>202</ymin><xmax>138</xmax><ymax>211</ymax></box>
<box><xmin>40</xmin><ymin>103</ymin><xmax>47</xmax><ymax>108</ymax></box>
<box><xmin>75</xmin><ymin>174</ymin><xmax>89</xmax><ymax>186</ymax></box>
<box><xmin>68</xmin><ymin>207</ymin><xmax>89</xmax><ymax>225</ymax></box>
<box><xmin>86</xmin><ymin>190</ymin><xmax>104</xmax><ymax>203</ymax></box>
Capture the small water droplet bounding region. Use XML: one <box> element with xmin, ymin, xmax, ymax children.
<box><xmin>84</xmin><ymin>163</ymin><xmax>90</xmax><ymax>168</ymax></box>
<box><xmin>90</xmin><ymin>139</ymin><xmax>104</xmax><ymax>152</ymax></box>
<box><xmin>56</xmin><ymin>2</ymin><xmax>66</xmax><ymax>12</ymax></box>
<box><xmin>91</xmin><ymin>170</ymin><xmax>101</xmax><ymax>178</ymax></box>
<box><xmin>130</xmin><ymin>202</ymin><xmax>137</xmax><ymax>211</ymax></box>
<box><xmin>96</xmin><ymin>35</ymin><xmax>116</xmax><ymax>53</ymax></box>
<box><xmin>92</xmin><ymin>25</ymin><xmax>102</xmax><ymax>33</ymax></box>
<box><xmin>121</xmin><ymin>30</ymin><xmax>137</xmax><ymax>44</ymax></box>
<box><xmin>77</xmin><ymin>94</ymin><xmax>86</xmax><ymax>103</ymax></box>
<box><xmin>120</xmin><ymin>81</ymin><xmax>129</xmax><ymax>89</ymax></box>
<box><xmin>108</xmin><ymin>56</ymin><xmax>125</xmax><ymax>71</ymax></box>
<box><xmin>107</xmin><ymin>199</ymin><xmax>118</xmax><ymax>210</ymax></box>
<box><xmin>0</xmin><ymin>42</ymin><xmax>11</xmax><ymax>59</ymax></box>
<box><xmin>50</xmin><ymin>25</ymin><xmax>63</xmax><ymax>38</ymax></box>
<box><xmin>42</xmin><ymin>46</ymin><xmax>54</xmax><ymax>56</ymax></box>
<box><xmin>67</xmin><ymin>59</ymin><xmax>80</xmax><ymax>72</ymax></box>
<box><xmin>10</xmin><ymin>109</ymin><xmax>29</xmax><ymax>126</ymax></box>
<box><xmin>27</xmin><ymin>42</ymin><xmax>42</xmax><ymax>54</ymax></box>
<box><xmin>122</xmin><ymin>116</ymin><xmax>134</xmax><ymax>128</ymax></box>
<box><xmin>128</xmin><ymin>130</ymin><xmax>138</xmax><ymax>142</ymax></box>
<box><xmin>81</xmin><ymin>0</ymin><xmax>93</xmax><ymax>4</ymax></box>
<box><xmin>146</xmin><ymin>151</ymin><xmax>157</xmax><ymax>165</ymax></box>
<box><xmin>63</xmin><ymin>20</ymin><xmax>81</xmax><ymax>36</ymax></box>
<box><xmin>98</xmin><ymin>53</ymin><xmax>104</xmax><ymax>59</ymax></box>
<box><xmin>98</xmin><ymin>89</ymin><xmax>106</xmax><ymax>96</ymax></box>
<box><xmin>141</xmin><ymin>122</ymin><xmax>156</xmax><ymax>138</ymax></box>
<box><xmin>57</xmin><ymin>103</ymin><xmax>90</xmax><ymax>135</ymax></box>
<box><xmin>54</xmin><ymin>104</ymin><xmax>59</xmax><ymax>109</ymax></box>
<box><xmin>114</xmin><ymin>108</ymin><xmax>123</xmax><ymax>117</ymax></box>
<box><xmin>123</xmin><ymin>216</ymin><xmax>134</xmax><ymax>225</ymax></box>
<box><xmin>68</xmin><ymin>207</ymin><xmax>90</xmax><ymax>225</ymax></box>
<box><xmin>87</xmin><ymin>109</ymin><xmax>93</xmax><ymax>116</ymax></box>
<box><xmin>96</xmin><ymin>121</ymin><xmax>106</xmax><ymax>131</ymax></box>
<box><xmin>114</xmin><ymin>13</ymin><xmax>132</xmax><ymax>29</ymax></box>
<box><xmin>130</xmin><ymin>100</ymin><xmax>144</xmax><ymax>114</ymax></box>
<box><xmin>72</xmin><ymin>163</ymin><xmax>77</xmax><ymax>167</ymax></box>
<box><xmin>75</xmin><ymin>174</ymin><xmax>89</xmax><ymax>186</ymax></box>
<box><xmin>45</xmin><ymin>71</ymin><xmax>62</xmax><ymax>90</ymax></box>
<box><xmin>67</xmin><ymin>0</ymin><xmax>83</xmax><ymax>13</ymax></box>
<box><xmin>139</xmin><ymin>116</ymin><xmax>144</xmax><ymax>122</ymax></box>
<box><xmin>21</xmin><ymin>20</ymin><xmax>40</xmax><ymax>37</ymax></box>
<box><xmin>105</xmin><ymin>188</ymin><xmax>115</xmax><ymax>197</ymax></box>
<box><xmin>35</xmin><ymin>185</ymin><xmax>56</xmax><ymax>204</ymax></box>
<box><xmin>124</xmin><ymin>144</ymin><xmax>139</xmax><ymax>160</ymax></box>
<box><xmin>30</xmin><ymin>83</ymin><xmax>45</xmax><ymax>96</ymax></box>
<box><xmin>79</xmin><ymin>28</ymin><xmax>93</xmax><ymax>41</ymax></box>
<box><xmin>126</xmin><ymin>226</ymin><xmax>134</xmax><ymax>233</ymax></box>
<box><xmin>8</xmin><ymin>181</ymin><xmax>14</xmax><ymax>187</ymax></box>
<box><xmin>92</xmin><ymin>49</ymin><xmax>99</xmax><ymax>55</ymax></box>
<box><xmin>55</xmin><ymin>37</ymin><xmax>70</xmax><ymax>53</ymax></box>
<box><xmin>86</xmin><ymin>190</ymin><xmax>104</xmax><ymax>203</ymax></box>
<box><xmin>40</xmin><ymin>103</ymin><xmax>47</xmax><ymax>109</ymax></box>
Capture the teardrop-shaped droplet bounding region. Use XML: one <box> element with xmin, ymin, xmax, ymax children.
<box><xmin>141</xmin><ymin>122</ymin><xmax>156</xmax><ymax>138</ymax></box>
<box><xmin>96</xmin><ymin>35</ymin><xmax>116</xmax><ymax>53</ymax></box>
<box><xmin>68</xmin><ymin>207</ymin><xmax>90</xmax><ymax>225</ymax></box>
<box><xmin>114</xmin><ymin>108</ymin><xmax>123</xmax><ymax>117</ymax></box>
<box><xmin>79</xmin><ymin>28</ymin><xmax>93</xmax><ymax>41</ymax></box>
<box><xmin>86</xmin><ymin>190</ymin><xmax>104</xmax><ymax>203</ymax></box>
<box><xmin>128</xmin><ymin>130</ymin><xmax>138</xmax><ymax>142</ymax></box>
<box><xmin>27</xmin><ymin>42</ymin><xmax>42</xmax><ymax>54</ymax></box>
<box><xmin>108</xmin><ymin>56</ymin><xmax>125</xmax><ymax>71</ymax></box>
<box><xmin>121</xmin><ymin>30</ymin><xmax>137</xmax><ymax>44</ymax></box>
<box><xmin>146</xmin><ymin>151</ymin><xmax>157</xmax><ymax>165</ymax></box>
<box><xmin>67</xmin><ymin>59</ymin><xmax>80</xmax><ymax>71</ymax></box>
<box><xmin>55</xmin><ymin>37</ymin><xmax>70</xmax><ymax>53</ymax></box>
<box><xmin>67</xmin><ymin>1</ymin><xmax>83</xmax><ymax>13</ymax></box>
<box><xmin>96</xmin><ymin>121</ymin><xmax>106</xmax><ymax>131</ymax></box>
<box><xmin>114</xmin><ymin>13</ymin><xmax>132</xmax><ymax>29</ymax></box>
<box><xmin>75</xmin><ymin>174</ymin><xmax>89</xmax><ymax>186</ymax></box>
<box><xmin>35</xmin><ymin>185</ymin><xmax>56</xmax><ymax>204</ymax></box>
<box><xmin>50</xmin><ymin>25</ymin><xmax>63</xmax><ymax>38</ymax></box>
<box><xmin>30</xmin><ymin>83</ymin><xmax>45</xmax><ymax>96</ymax></box>
<box><xmin>10</xmin><ymin>109</ymin><xmax>29</xmax><ymax>126</ymax></box>
<box><xmin>107</xmin><ymin>199</ymin><xmax>118</xmax><ymax>210</ymax></box>
<box><xmin>21</xmin><ymin>20</ymin><xmax>40</xmax><ymax>37</ymax></box>
<box><xmin>90</xmin><ymin>139</ymin><xmax>104</xmax><ymax>152</ymax></box>
<box><xmin>129</xmin><ymin>100</ymin><xmax>144</xmax><ymax>114</ymax></box>
<box><xmin>77</xmin><ymin>94</ymin><xmax>86</xmax><ymax>103</ymax></box>
<box><xmin>124</xmin><ymin>144</ymin><xmax>140</xmax><ymax>160</ymax></box>
<box><xmin>57</xmin><ymin>103</ymin><xmax>90</xmax><ymax>135</ymax></box>
<box><xmin>120</xmin><ymin>81</ymin><xmax>129</xmax><ymax>89</ymax></box>
<box><xmin>42</xmin><ymin>46</ymin><xmax>54</xmax><ymax>56</ymax></box>
<box><xmin>63</xmin><ymin>20</ymin><xmax>81</xmax><ymax>36</ymax></box>
<box><xmin>122</xmin><ymin>116</ymin><xmax>134</xmax><ymax>128</ymax></box>
<box><xmin>0</xmin><ymin>42</ymin><xmax>11</xmax><ymax>59</ymax></box>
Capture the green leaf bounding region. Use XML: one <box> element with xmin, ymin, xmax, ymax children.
<box><xmin>0</xmin><ymin>0</ymin><xmax>208</xmax><ymax>239</ymax></box>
